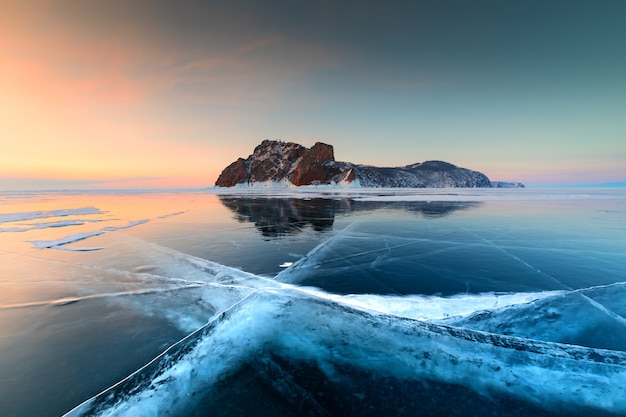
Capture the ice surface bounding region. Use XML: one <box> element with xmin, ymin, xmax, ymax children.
<box><xmin>0</xmin><ymin>219</ymin><xmax>111</xmax><ymax>233</ymax></box>
<box><xmin>308</xmin><ymin>289</ymin><xmax>566</xmax><ymax>321</ymax></box>
<box><xmin>0</xmin><ymin>207</ymin><xmax>103</xmax><ymax>223</ymax></box>
<box><xmin>28</xmin><ymin>231</ymin><xmax>105</xmax><ymax>250</ymax></box>
<box><xmin>444</xmin><ymin>282</ymin><xmax>626</xmax><ymax>351</ymax></box>
<box><xmin>0</xmin><ymin>220</ymin><xmax>86</xmax><ymax>232</ymax></box>
<box><xmin>29</xmin><ymin>220</ymin><xmax>86</xmax><ymax>228</ymax></box>
<box><xmin>64</xmin><ymin>286</ymin><xmax>626</xmax><ymax>417</ymax></box>
<box><xmin>275</xmin><ymin>224</ymin><xmax>571</xmax><ymax>295</ymax></box>
<box><xmin>100</xmin><ymin>219</ymin><xmax>149</xmax><ymax>231</ymax></box>
<box><xmin>3</xmin><ymin>190</ymin><xmax>625</xmax><ymax>417</ymax></box>
<box><xmin>0</xmin><ymin>243</ymin><xmax>264</xmax><ymax>333</ymax></box>
<box><xmin>47</xmin><ymin>237</ymin><xmax>626</xmax><ymax>416</ymax></box>
<box><xmin>210</xmin><ymin>186</ymin><xmax>626</xmax><ymax>202</ymax></box>
<box><xmin>0</xmin><ymin>227</ymin><xmax>31</xmax><ymax>232</ymax></box>
<box><xmin>20</xmin><ymin>209</ymin><xmax>184</xmax><ymax>250</ymax></box>
<box><xmin>156</xmin><ymin>211</ymin><xmax>187</xmax><ymax>219</ymax></box>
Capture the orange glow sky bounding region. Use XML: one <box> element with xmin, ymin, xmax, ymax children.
<box><xmin>1</xmin><ymin>1</ymin><xmax>625</xmax><ymax>189</ymax></box>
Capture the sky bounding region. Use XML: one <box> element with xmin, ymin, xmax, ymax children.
<box><xmin>1</xmin><ymin>0</ymin><xmax>625</xmax><ymax>189</ymax></box>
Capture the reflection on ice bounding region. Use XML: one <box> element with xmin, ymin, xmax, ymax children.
<box><xmin>219</xmin><ymin>196</ymin><xmax>344</xmax><ymax>237</ymax></box>
<box><xmin>218</xmin><ymin>196</ymin><xmax>481</xmax><ymax>237</ymax></box>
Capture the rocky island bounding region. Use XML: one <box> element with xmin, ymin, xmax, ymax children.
<box><xmin>216</xmin><ymin>140</ymin><xmax>518</xmax><ymax>188</ymax></box>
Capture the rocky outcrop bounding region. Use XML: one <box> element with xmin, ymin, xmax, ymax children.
<box><xmin>217</xmin><ymin>158</ymin><xmax>249</xmax><ymax>187</ymax></box>
<box><xmin>353</xmin><ymin>161</ymin><xmax>491</xmax><ymax>188</ymax></box>
<box><xmin>215</xmin><ymin>140</ymin><xmax>496</xmax><ymax>188</ymax></box>
<box><xmin>216</xmin><ymin>140</ymin><xmax>352</xmax><ymax>187</ymax></box>
<box><xmin>292</xmin><ymin>142</ymin><xmax>339</xmax><ymax>185</ymax></box>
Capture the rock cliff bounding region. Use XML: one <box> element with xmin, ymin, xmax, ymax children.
<box><xmin>215</xmin><ymin>140</ymin><xmax>353</xmax><ymax>187</ymax></box>
<box><xmin>215</xmin><ymin>140</ymin><xmax>494</xmax><ymax>188</ymax></box>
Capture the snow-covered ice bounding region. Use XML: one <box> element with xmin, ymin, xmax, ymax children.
<box><xmin>28</xmin><ymin>231</ymin><xmax>105</xmax><ymax>250</ymax></box>
<box><xmin>64</xmin><ymin>281</ymin><xmax>626</xmax><ymax>417</ymax></box>
<box><xmin>0</xmin><ymin>207</ymin><xmax>103</xmax><ymax>223</ymax></box>
<box><xmin>100</xmin><ymin>219</ymin><xmax>150</xmax><ymax>231</ymax></box>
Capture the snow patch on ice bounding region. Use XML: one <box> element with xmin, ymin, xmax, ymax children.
<box><xmin>31</xmin><ymin>220</ymin><xmax>86</xmax><ymax>228</ymax></box>
<box><xmin>28</xmin><ymin>231</ymin><xmax>104</xmax><ymax>249</ymax></box>
<box><xmin>0</xmin><ymin>220</ymin><xmax>88</xmax><ymax>233</ymax></box>
<box><xmin>100</xmin><ymin>219</ymin><xmax>149</xmax><ymax>231</ymax></box>
<box><xmin>0</xmin><ymin>207</ymin><xmax>103</xmax><ymax>223</ymax></box>
<box><xmin>157</xmin><ymin>211</ymin><xmax>187</xmax><ymax>219</ymax></box>
<box><xmin>211</xmin><ymin>178</ymin><xmax>361</xmax><ymax>193</ymax></box>
<box><xmin>297</xmin><ymin>288</ymin><xmax>567</xmax><ymax>321</ymax></box>
<box><xmin>19</xmin><ymin>209</ymin><xmax>172</xmax><ymax>249</ymax></box>
<box><xmin>0</xmin><ymin>227</ymin><xmax>30</xmax><ymax>233</ymax></box>
<box><xmin>64</xmin><ymin>288</ymin><xmax>626</xmax><ymax>417</ymax></box>
<box><xmin>51</xmin><ymin>245</ymin><xmax>105</xmax><ymax>252</ymax></box>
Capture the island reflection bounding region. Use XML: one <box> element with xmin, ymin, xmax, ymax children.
<box><xmin>218</xmin><ymin>196</ymin><xmax>481</xmax><ymax>238</ymax></box>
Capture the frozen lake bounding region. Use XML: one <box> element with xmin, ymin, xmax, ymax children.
<box><xmin>1</xmin><ymin>188</ymin><xmax>625</xmax><ymax>416</ymax></box>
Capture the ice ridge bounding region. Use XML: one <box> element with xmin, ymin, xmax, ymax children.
<box><xmin>64</xmin><ymin>288</ymin><xmax>626</xmax><ymax>417</ymax></box>
<box><xmin>54</xmin><ymin>242</ymin><xmax>626</xmax><ymax>417</ymax></box>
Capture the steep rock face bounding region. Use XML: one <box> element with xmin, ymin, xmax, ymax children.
<box><xmin>215</xmin><ymin>140</ymin><xmax>349</xmax><ymax>187</ymax></box>
<box><xmin>215</xmin><ymin>139</ymin><xmax>495</xmax><ymax>188</ymax></box>
<box><xmin>216</xmin><ymin>158</ymin><xmax>249</xmax><ymax>187</ymax></box>
<box><xmin>292</xmin><ymin>142</ymin><xmax>339</xmax><ymax>186</ymax></box>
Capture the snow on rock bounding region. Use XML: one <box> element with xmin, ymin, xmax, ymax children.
<box><xmin>215</xmin><ymin>139</ymin><xmax>495</xmax><ymax>188</ymax></box>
